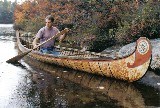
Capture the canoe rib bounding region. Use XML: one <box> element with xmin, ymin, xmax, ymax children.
<box><xmin>16</xmin><ymin>31</ymin><xmax>152</xmax><ymax>82</ymax></box>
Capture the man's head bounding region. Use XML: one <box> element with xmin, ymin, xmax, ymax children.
<box><xmin>45</xmin><ymin>15</ymin><xmax>54</xmax><ymax>28</ymax></box>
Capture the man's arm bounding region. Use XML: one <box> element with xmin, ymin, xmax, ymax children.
<box><xmin>32</xmin><ymin>36</ymin><xmax>39</xmax><ymax>49</ymax></box>
<box><xmin>59</xmin><ymin>34</ymin><xmax>66</xmax><ymax>43</ymax></box>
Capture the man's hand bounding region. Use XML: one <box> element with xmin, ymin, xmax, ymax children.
<box><xmin>59</xmin><ymin>28</ymin><xmax>69</xmax><ymax>42</ymax></box>
<box><xmin>32</xmin><ymin>37</ymin><xmax>40</xmax><ymax>49</ymax></box>
<box><xmin>33</xmin><ymin>44</ymin><xmax>39</xmax><ymax>49</ymax></box>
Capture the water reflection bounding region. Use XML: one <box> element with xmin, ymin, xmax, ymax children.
<box><xmin>0</xmin><ymin>27</ymin><xmax>36</xmax><ymax>107</ymax></box>
<box><xmin>22</xmin><ymin>56</ymin><xmax>147</xmax><ymax>108</ymax></box>
<box><xmin>0</xmin><ymin>62</ymin><xmax>32</xmax><ymax>107</ymax></box>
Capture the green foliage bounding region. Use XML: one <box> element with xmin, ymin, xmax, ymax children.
<box><xmin>0</xmin><ymin>0</ymin><xmax>16</xmax><ymax>23</ymax></box>
<box><xmin>101</xmin><ymin>0</ymin><xmax>160</xmax><ymax>45</ymax></box>
<box><xmin>24</xmin><ymin>19</ymin><xmax>44</xmax><ymax>33</ymax></box>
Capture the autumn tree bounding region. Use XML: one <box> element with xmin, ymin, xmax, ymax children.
<box><xmin>14</xmin><ymin>0</ymin><xmax>160</xmax><ymax>52</ymax></box>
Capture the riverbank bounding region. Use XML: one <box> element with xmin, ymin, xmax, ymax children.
<box><xmin>0</xmin><ymin>24</ymin><xmax>15</xmax><ymax>36</ymax></box>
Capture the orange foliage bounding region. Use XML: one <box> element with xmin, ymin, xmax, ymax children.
<box><xmin>14</xmin><ymin>0</ymin><xmax>76</xmax><ymax>25</ymax></box>
<box><xmin>14</xmin><ymin>5</ymin><xmax>25</xmax><ymax>23</ymax></box>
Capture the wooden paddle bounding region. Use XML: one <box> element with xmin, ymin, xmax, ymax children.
<box><xmin>6</xmin><ymin>28</ymin><xmax>69</xmax><ymax>63</ymax></box>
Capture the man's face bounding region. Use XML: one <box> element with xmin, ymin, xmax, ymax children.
<box><xmin>45</xmin><ymin>19</ymin><xmax>52</xmax><ymax>28</ymax></box>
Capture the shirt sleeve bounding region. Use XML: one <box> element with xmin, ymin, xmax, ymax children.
<box><xmin>36</xmin><ymin>28</ymin><xmax>44</xmax><ymax>39</ymax></box>
<box><xmin>53</xmin><ymin>27</ymin><xmax>60</xmax><ymax>39</ymax></box>
<box><xmin>53</xmin><ymin>27</ymin><xmax>60</xmax><ymax>34</ymax></box>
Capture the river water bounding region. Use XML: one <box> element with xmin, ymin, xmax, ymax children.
<box><xmin>0</xmin><ymin>24</ymin><xmax>160</xmax><ymax>108</ymax></box>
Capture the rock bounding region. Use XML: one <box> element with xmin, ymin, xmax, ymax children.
<box><xmin>118</xmin><ymin>42</ymin><xmax>136</xmax><ymax>57</ymax></box>
<box><xmin>118</xmin><ymin>38</ymin><xmax>160</xmax><ymax>70</ymax></box>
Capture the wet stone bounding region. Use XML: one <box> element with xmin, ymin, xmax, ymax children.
<box><xmin>117</xmin><ymin>39</ymin><xmax>160</xmax><ymax>71</ymax></box>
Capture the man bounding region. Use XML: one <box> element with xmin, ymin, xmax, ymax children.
<box><xmin>32</xmin><ymin>15</ymin><xmax>65</xmax><ymax>55</ymax></box>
